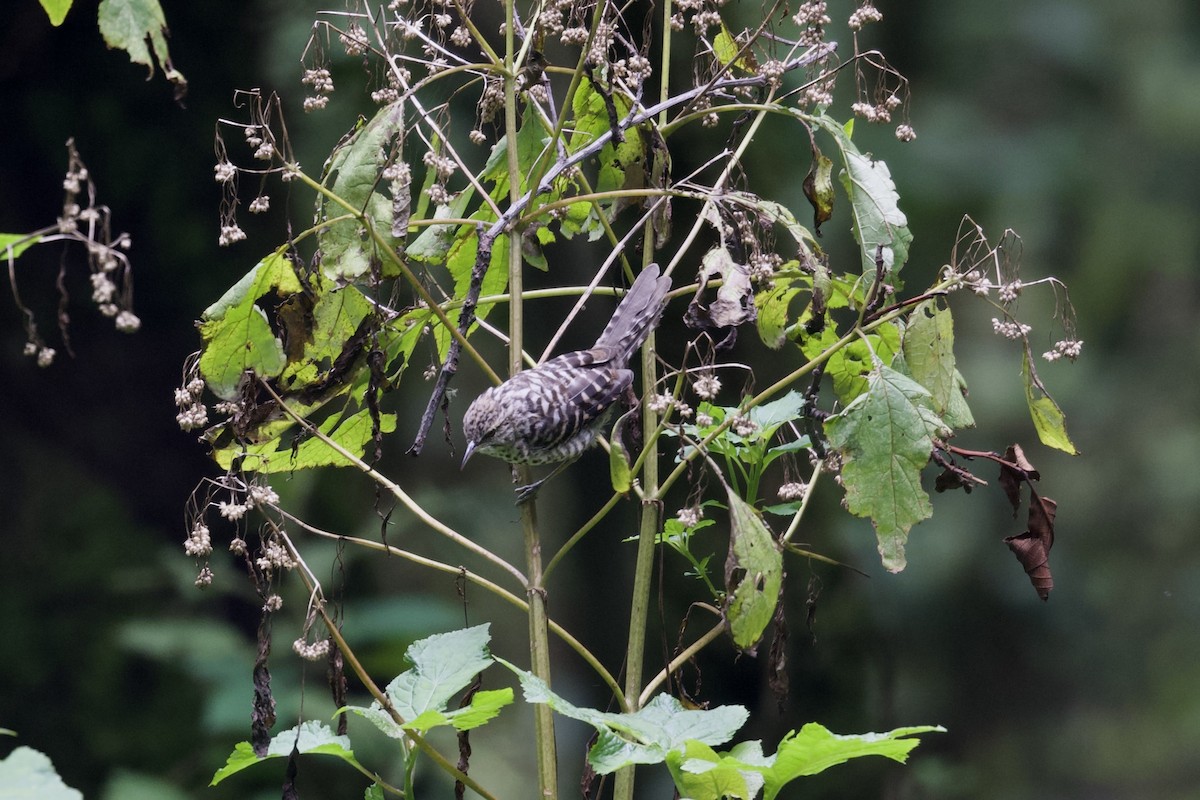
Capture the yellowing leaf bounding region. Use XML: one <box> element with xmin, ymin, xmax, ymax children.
<box><xmin>39</xmin><ymin>0</ymin><xmax>73</xmax><ymax>25</ymax></box>
<box><xmin>0</xmin><ymin>233</ymin><xmax>41</xmax><ymax>260</ymax></box>
<box><xmin>724</xmin><ymin>490</ymin><xmax>783</xmax><ymax>651</ymax></box>
<box><xmin>1022</xmin><ymin>347</ymin><xmax>1078</xmax><ymax>455</ymax></box>
<box><xmin>712</xmin><ymin>23</ymin><xmax>758</xmax><ymax>73</ymax></box>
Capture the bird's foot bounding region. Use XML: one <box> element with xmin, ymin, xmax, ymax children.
<box><xmin>514</xmin><ymin>480</ymin><xmax>544</xmax><ymax>505</ymax></box>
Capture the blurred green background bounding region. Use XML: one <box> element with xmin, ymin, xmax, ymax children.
<box><xmin>2</xmin><ymin>1</ymin><xmax>1197</xmax><ymax>798</ymax></box>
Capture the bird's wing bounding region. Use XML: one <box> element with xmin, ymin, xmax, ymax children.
<box><xmin>525</xmin><ymin>351</ymin><xmax>632</xmax><ymax>447</ymax></box>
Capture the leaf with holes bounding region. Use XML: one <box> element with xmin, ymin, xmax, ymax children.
<box><xmin>824</xmin><ymin>365</ymin><xmax>949</xmax><ymax>571</ymax></box>
<box><xmin>807</xmin><ymin>115</ymin><xmax>911</xmax><ymax>278</ymax></box>
<box><xmin>902</xmin><ymin>299</ymin><xmax>974</xmax><ymax>429</ymax></box>
<box><xmin>198</xmin><ymin>250</ymin><xmax>300</xmax><ymax>400</ymax></box>
<box><xmin>98</xmin><ymin>0</ymin><xmax>186</xmax><ymax>92</ymax></box>
<box><xmin>724</xmin><ymin>489</ymin><xmax>784</xmax><ymax>651</ymax></box>
<box><xmin>318</xmin><ymin>102</ymin><xmax>405</xmax><ymax>282</ymax></box>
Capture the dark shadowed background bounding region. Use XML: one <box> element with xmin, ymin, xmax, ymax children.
<box><xmin>2</xmin><ymin>1</ymin><xmax>1198</xmax><ymax>798</ymax></box>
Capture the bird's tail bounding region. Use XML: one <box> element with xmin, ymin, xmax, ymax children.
<box><xmin>592</xmin><ymin>264</ymin><xmax>672</xmax><ymax>363</ymax></box>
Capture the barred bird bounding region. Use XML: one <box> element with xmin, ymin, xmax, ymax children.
<box><xmin>461</xmin><ymin>264</ymin><xmax>672</xmax><ymax>503</ymax></box>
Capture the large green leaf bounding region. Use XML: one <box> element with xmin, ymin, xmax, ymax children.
<box><xmin>824</xmin><ymin>365</ymin><xmax>949</xmax><ymax>571</ymax></box>
<box><xmin>663</xmin><ymin>723</ymin><xmax>943</xmax><ymax>800</ymax></box>
<box><xmin>760</xmin><ymin>724</ymin><xmax>944</xmax><ymax>799</ymax></box>
<box><xmin>481</xmin><ymin>108</ymin><xmax>552</xmax><ymax>200</ymax></box>
<box><xmin>318</xmin><ymin>102</ymin><xmax>405</xmax><ymax>282</ymax></box>
<box><xmin>563</xmin><ymin>77</ymin><xmax>647</xmax><ymax>238</ymax></box>
<box><xmin>97</xmin><ymin>0</ymin><xmax>186</xmax><ymax>91</ymax></box>
<box><xmin>501</xmin><ymin>661</ymin><xmax>748</xmax><ymax>774</ymax></box>
<box><xmin>807</xmin><ymin>115</ymin><xmax>912</xmax><ymax>278</ymax></box>
<box><xmin>342</xmin><ymin>624</ymin><xmax>512</xmax><ymax>737</ymax></box>
<box><xmin>432</xmin><ymin>221</ymin><xmax>510</xmax><ymax>357</ymax></box>
<box><xmin>407</xmin><ymin>186</ymin><xmax>477</xmax><ymax>264</ymax></box>
<box><xmin>801</xmin><ymin>321</ymin><xmax>901</xmax><ymax>404</ymax></box>
<box><xmin>755</xmin><ymin>276</ymin><xmax>802</xmax><ymax>349</ymax></box>
<box><xmin>213</xmin><ymin>407</ymin><xmax>396</xmax><ymax>473</ymax></box>
<box><xmin>198</xmin><ymin>251</ymin><xmax>299</xmax><ymax>400</ymax></box>
<box><xmin>902</xmin><ymin>300</ymin><xmax>974</xmax><ymax>429</ymax></box>
<box><xmin>277</xmin><ymin>278</ymin><xmax>373</xmax><ymax>389</ymax></box>
<box><xmin>210</xmin><ymin>721</ymin><xmax>361</xmax><ymax>785</ymax></box>
<box><xmin>0</xmin><ymin>746</ymin><xmax>82</xmax><ymax>800</ymax></box>
<box><xmin>666</xmin><ymin>740</ymin><xmax>766</xmax><ymax>800</ymax></box>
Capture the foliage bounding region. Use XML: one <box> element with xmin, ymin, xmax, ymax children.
<box><xmin>165</xmin><ymin>0</ymin><xmax>1082</xmax><ymax>797</ymax></box>
<box><xmin>0</xmin><ymin>744</ymin><xmax>83</xmax><ymax>800</ymax></box>
<box><xmin>39</xmin><ymin>0</ymin><xmax>187</xmax><ymax>97</ymax></box>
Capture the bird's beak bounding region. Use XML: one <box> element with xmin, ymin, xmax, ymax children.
<box><xmin>461</xmin><ymin>440</ymin><xmax>476</xmax><ymax>470</ymax></box>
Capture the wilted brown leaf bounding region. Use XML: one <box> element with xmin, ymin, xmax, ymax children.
<box><xmin>1004</xmin><ymin>493</ymin><xmax>1057</xmax><ymax>601</ymax></box>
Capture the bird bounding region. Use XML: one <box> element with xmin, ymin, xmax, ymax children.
<box><xmin>461</xmin><ymin>264</ymin><xmax>672</xmax><ymax>503</ymax></box>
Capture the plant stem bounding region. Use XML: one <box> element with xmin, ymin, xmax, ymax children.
<box><xmin>502</xmin><ymin>2</ymin><xmax>557</xmax><ymax>794</ymax></box>
<box><xmin>613</xmin><ymin>5</ymin><xmax>677</xmax><ymax>796</ymax></box>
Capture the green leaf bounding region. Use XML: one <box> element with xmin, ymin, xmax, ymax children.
<box><xmin>0</xmin><ymin>233</ymin><xmax>41</xmax><ymax>260</ymax></box>
<box><xmin>39</xmin><ymin>0</ymin><xmax>73</xmax><ymax>25</ymax></box>
<box><xmin>566</xmin><ymin>77</ymin><xmax>646</xmax><ymax>236</ymax></box>
<box><xmin>1022</xmin><ymin>347</ymin><xmax>1078</xmax><ymax>454</ymax></box>
<box><xmin>666</xmin><ymin>739</ymin><xmax>765</xmax><ymax>800</ymax></box>
<box><xmin>608</xmin><ymin>415</ymin><xmax>633</xmax><ymax>494</ymax></box>
<box><xmin>364</xmin><ymin>783</ymin><xmax>385</xmax><ymax>800</ymax></box>
<box><xmin>213</xmin><ymin>408</ymin><xmax>396</xmax><ymax>473</ymax></box>
<box><xmin>747</xmin><ymin>390</ymin><xmax>807</xmax><ymax>433</ymax></box>
<box><xmin>198</xmin><ymin>251</ymin><xmax>300</xmax><ymax>400</ymax></box>
<box><xmin>824</xmin><ymin>365</ymin><xmax>949</xmax><ymax>572</ymax></box>
<box><xmin>97</xmin><ymin>0</ymin><xmax>186</xmax><ymax>91</ymax></box>
<box><xmin>807</xmin><ymin>114</ymin><xmax>912</xmax><ymax>277</ymax></box>
<box><xmin>802</xmin><ymin>322</ymin><xmax>900</xmax><ymax>404</ymax></box>
<box><xmin>501</xmin><ymin>661</ymin><xmax>748</xmax><ymax>774</ymax></box>
<box><xmin>712</xmin><ymin>23</ymin><xmax>756</xmax><ymax>73</ymax></box>
<box><xmin>407</xmin><ymin>186</ymin><xmax>476</xmax><ymax>263</ymax></box>
<box><xmin>0</xmin><ymin>746</ymin><xmax>82</xmax><ymax>799</ymax></box>
<box><xmin>802</xmin><ymin>150</ymin><xmax>835</xmax><ymax>233</ymax></box>
<box><xmin>755</xmin><ymin>280</ymin><xmax>802</xmax><ymax>349</ymax></box>
<box><xmin>342</xmin><ymin>625</ymin><xmax>511</xmax><ymax>737</ymax></box>
<box><xmin>724</xmin><ymin>489</ymin><xmax>784</xmax><ymax>650</ymax></box>
<box><xmin>435</xmin><ymin>222</ymin><xmax>509</xmax><ymax>357</ymax></box>
<box><xmin>210</xmin><ymin>721</ymin><xmax>361</xmax><ymax>786</ymax></box>
<box><xmin>481</xmin><ymin>108</ymin><xmax>551</xmax><ymax>200</ymax></box>
<box><xmin>761</xmin><ymin>724</ymin><xmax>943</xmax><ymax>799</ymax></box>
<box><xmin>902</xmin><ymin>300</ymin><xmax>974</xmax><ymax>429</ymax></box>
<box><xmin>319</xmin><ymin>102</ymin><xmax>406</xmax><ymax>282</ymax></box>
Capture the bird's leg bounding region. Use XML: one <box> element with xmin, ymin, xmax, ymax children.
<box><xmin>514</xmin><ymin>456</ymin><xmax>580</xmax><ymax>505</ymax></box>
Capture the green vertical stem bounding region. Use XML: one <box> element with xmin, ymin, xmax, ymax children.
<box><xmin>614</xmin><ymin>4</ymin><xmax>674</xmax><ymax>797</ymax></box>
<box><xmin>502</xmin><ymin>1</ymin><xmax>557</xmax><ymax>796</ymax></box>
<box><xmin>613</xmin><ymin>340</ymin><xmax>662</xmax><ymax>800</ymax></box>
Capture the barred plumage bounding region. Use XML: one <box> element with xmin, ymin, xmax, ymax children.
<box><xmin>461</xmin><ymin>265</ymin><xmax>671</xmax><ymax>499</ymax></box>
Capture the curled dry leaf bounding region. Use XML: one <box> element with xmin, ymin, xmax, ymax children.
<box><xmin>1004</xmin><ymin>493</ymin><xmax>1057</xmax><ymax>601</ymax></box>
